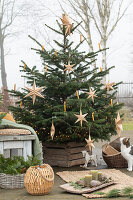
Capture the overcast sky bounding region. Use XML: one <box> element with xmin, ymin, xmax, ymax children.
<box><xmin>1</xmin><ymin>0</ymin><xmax>133</xmax><ymax>90</ymax></box>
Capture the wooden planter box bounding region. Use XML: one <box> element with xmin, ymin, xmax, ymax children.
<box><xmin>43</xmin><ymin>142</ymin><xmax>86</xmax><ymax>167</ymax></box>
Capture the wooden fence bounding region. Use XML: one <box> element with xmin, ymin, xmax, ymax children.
<box><xmin>116</xmin><ymin>82</ymin><xmax>133</xmax><ymax>105</ymax></box>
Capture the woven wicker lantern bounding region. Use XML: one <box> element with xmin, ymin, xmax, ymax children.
<box><xmin>24</xmin><ymin>164</ymin><xmax>54</xmax><ymax>195</ymax></box>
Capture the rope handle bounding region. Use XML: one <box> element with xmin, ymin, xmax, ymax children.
<box><xmin>37</xmin><ymin>164</ymin><xmax>54</xmax><ymax>182</ymax></box>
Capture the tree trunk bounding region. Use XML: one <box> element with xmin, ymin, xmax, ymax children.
<box><xmin>0</xmin><ymin>36</ymin><xmax>8</xmax><ymax>89</ymax></box>
<box><xmin>0</xmin><ymin>32</ymin><xmax>9</xmax><ymax>112</ymax></box>
<box><xmin>101</xmin><ymin>39</ymin><xmax>107</xmax><ymax>82</ymax></box>
<box><xmin>102</xmin><ymin>40</ymin><xmax>107</xmax><ymax>71</ymax></box>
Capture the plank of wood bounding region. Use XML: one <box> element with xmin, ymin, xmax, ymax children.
<box><xmin>44</xmin><ymin>154</ymin><xmax>68</xmax><ymax>161</ymax></box>
<box><xmin>67</xmin><ymin>153</ymin><xmax>84</xmax><ymax>160</ymax></box>
<box><xmin>60</xmin><ymin>181</ymin><xmax>116</xmax><ymax>194</ymax></box>
<box><xmin>43</xmin><ymin>142</ymin><xmax>66</xmax><ymax>148</ymax></box>
<box><xmin>0</xmin><ymin>142</ymin><xmax>4</xmax><ymax>154</ymax></box>
<box><xmin>82</xmin><ymin>193</ymin><xmax>105</xmax><ymax>199</ymax></box>
<box><xmin>68</xmin><ymin>147</ymin><xmax>85</xmax><ymax>154</ymax></box>
<box><xmin>23</xmin><ymin>141</ymin><xmax>32</xmax><ymax>160</ymax></box>
<box><xmin>43</xmin><ymin>142</ymin><xmax>85</xmax><ymax>148</ymax></box>
<box><xmin>44</xmin><ymin>159</ymin><xmax>68</xmax><ymax>167</ymax></box>
<box><xmin>68</xmin><ymin>158</ymin><xmax>85</xmax><ymax>167</ymax></box>
<box><xmin>4</xmin><ymin>141</ymin><xmax>23</xmax><ymax>149</ymax></box>
<box><xmin>67</xmin><ymin>142</ymin><xmax>85</xmax><ymax>148</ymax></box>
<box><xmin>3</xmin><ymin>149</ymin><xmax>10</xmax><ymax>158</ymax></box>
<box><xmin>43</xmin><ymin>148</ymin><xmax>67</xmax><ymax>155</ymax></box>
<box><xmin>0</xmin><ymin>135</ymin><xmax>35</xmax><ymax>141</ymax></box>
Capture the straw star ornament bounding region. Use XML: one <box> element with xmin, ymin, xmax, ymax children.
<box><xmin>86</xmin><ymin>88</ymin><xmax>97</xmax><ymax>102</ymax></box>
<box><xmin>24</xmin><ymin>79</ymin><xmax>44</xmax><ymax>105</ymax></box>
<box><xmin>74</xmin><ymin>108</ymin><xmax>88</xmax><ymax>127</ymax></box>
<box><xmin>105</xmin><ymin>80</ymin><xmax>115</xmax><ymax>94</ymax></box>
<box><xmin>115</xmin><ymin>112</ymin><xmax>123</xmax><ymax>137</ymax></box>
<box><xmin>50</xmin><ymin>122</ymin><xmax>55</xmax><ymax>140</ymax></box>
<box><xmin>61</xmin><ymin>13</ymin><xmax>72</xmax><ymax>35</ymax></box>
<box><xmin>85</xmin><ymin>134</ymin><xmax>95</xmax><ymax>152</ymax></box>
<box><xmin>64</xmin><ymin>60</ymin><xmax>75</xmax><ymax>75</ymax></box>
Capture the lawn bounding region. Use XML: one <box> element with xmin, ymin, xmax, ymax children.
<box><xmin>120</xmin><ymin>106</ymin><xmax>133</xmax><ymax>131</ymax></box>
<box><xmin>123</xmin><ymin>120</ymin><xmax>133</xmax><ymax>131</ymax></box>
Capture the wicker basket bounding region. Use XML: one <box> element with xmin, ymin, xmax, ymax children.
<box><xmin>102</xmin><ymin>138</ymin><xmax>128</xmax><ymax>168</ymax></box>
<box><xmin>24</xmin><ymin>164</ymin><xmax>54</xmax><ymax>195</ymax></box>
<box><xmin>102</xmin><ymin>144</ymin><xmax>119</xmax><ymax>155</ymax></box>
<box><xmin>0</xmin><ymin>173</ymin><xmax>25</xmax><ymax>189</ymax></box>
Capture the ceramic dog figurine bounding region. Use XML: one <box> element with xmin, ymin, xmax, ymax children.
<box><xmin>82</xmin><ymin>150</ymin><xmax>97</xmax><ymax>167</ymax></box>
<box><xmin>120</xmin><ymin>137</ymin><xmax>133</xmax><ymax>171</ymax></box>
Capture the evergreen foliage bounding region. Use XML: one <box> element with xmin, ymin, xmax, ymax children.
<box><xmin>105</xmin><ymin>189</ymin><xmax>121</xmax><ymax>198</ymax></box>
<box><xmin>8</xmin><ymin>16</ymin><xmax>123</xmax><ymax>143</ymax></box>
<box><xmin>122</xmin><ymin>187</ymin><xmax>133</xmax><ymax>195</ymax></box>
<box><xmin>0</xmin><ymin>155</ymin><xmax>41</xmax><ymax>175</ymax></box>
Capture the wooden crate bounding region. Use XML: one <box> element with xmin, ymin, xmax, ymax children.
<box><xmin>43</xmin><ymin>142</ymin><xmax>86</xmax><ymax>167</ymax></box>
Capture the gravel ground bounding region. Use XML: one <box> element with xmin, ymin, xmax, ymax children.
<box><xmin>0</xmin><ymin>130</ymin><xmax>133</xmax><ymax>200</ymax></box>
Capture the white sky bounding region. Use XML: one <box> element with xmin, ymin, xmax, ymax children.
<box><xmin>1</xmin><ymin>0</ymin><xmax>133</xmax><ymax>90</ymax></box>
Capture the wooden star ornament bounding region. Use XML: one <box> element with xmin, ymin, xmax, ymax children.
<box><xmin>64</xmin><ymin>60</ymin><xmax>75</xmax><ymax>75</ymax></box>
<box><xmin>61</xmin><ymin>13</ymin><xmax>72</xmax><ymax>35</ymax></box>
<box><xmin>85</xmin><ymin>134</ymin><xmax>95</xmax><ymax>152</ymax></box>
<box><xmin>50</xmin><ymin>122</ymin><xmax>55</xmax><ymax>140</ymax></box>
<box><xmin>115</xmin><ymin>112</ymin><xmax>123</xmax><ymax>137</ymax></box>
<box><xmin>86</xmin><ymin>88</ymin><xmax>97</xmax><ymax>103</ymax></box>
<box><xmin>74</xmin><ymin>108</ymin><xmax>88</xmax><ymax>127</ymax></box>
<box><xmin>105</xmin><ymin>80</ymin><xmax>115</xmax><ymax>94</ymax></box>
<box><xmin>24</xmin><ymin>79</ymin><xmax>44</xmax><ymax>105</ymax></box>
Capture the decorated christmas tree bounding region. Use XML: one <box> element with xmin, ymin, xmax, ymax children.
<box><xmin>8</xmin><ymin>14</ymin><xmax>122</xmax><ymax>144</ymax></box>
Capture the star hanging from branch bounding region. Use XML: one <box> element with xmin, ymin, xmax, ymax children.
<box><xmin>64</xmin><ymin>60</ymin><xmax>75</xmax><ymax>75</ymax></box>
<box><xmin>85</xmin><ymin>134</ymin><xmax>95</xmax><ymax>152</ymax></box>
<box><xmin>115</xmin><ymin>112</ymin><xmax>123</xmax><ymax>137</ymax></box>
<box><xmin>50</xmin><ymin>122</ymin><xmax>55</xmax><ymax>140</ymax></box>
<box><xmin>86</xmin><ymin>88</ymin><xmax>97</xmax><ymax>103</ymax></box>
<box><xmin>74</xmin><ymin>108</ymin><xmax>88</xmax><ymax>127</ymax></box>
<box><xmin>24</xmin><ymin>79</ymin><xmax>44</xmax><ymax>105</ymax></box>
<box><xmin>104</xmin><ymin>80</ymin><xmax>115</xmax><ymax>94</ymax></box>
<box><xmin>61</xmin><ymin>13</ymin><xmax>72</xmax><ymax>35</ymax></box>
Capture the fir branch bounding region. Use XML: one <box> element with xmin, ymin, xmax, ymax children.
<box><xmin>71</xmin><ymin>21</ymin><xmax>83</xmax><ymax>33</ymax></box>
<box><xmin>45</xmin><ymin>24</ymin><xmax>63</xmax><ymax>35</ymax></box>
<box><xmin>54</xmin><ymin>40</ymin><xmax>65</xmax><ymax>48</ymax></box>
<box><xmin>56</xmin><ymin>20</ymin><xmax>63</xmax><ymax>32</ymax></box>
<box><xmin>28</xmin><ymin>35</ymin><xmax>42</xmax><ymax>47</ymax></box>
<box><xmin>74</xmin><ymin>39</ymin><xmax>86</xmax><ymax>51</ymax></box>
<box><xmin>66</xmin><ymin>41</ymin><xmax>74</xmax><ymax>49</ymax></box>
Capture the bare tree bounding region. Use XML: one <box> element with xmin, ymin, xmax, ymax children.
<box><xmin>0</xmin><ymin>0</ymin><xmax>28</xmax><ymax>111</ymax></box>
<box><xmin>59</xmin><ymin>0</ymin><xmax>131</xmax><ymax>71</ymax></box>
<box><xmin>0</xmin><ymin>0</ymin><xmax>16</xmax><ymax>88</ymax></box>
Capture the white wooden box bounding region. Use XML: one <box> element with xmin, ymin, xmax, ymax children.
<box><xmin>0</xmin><ymin>135</ymin><xmax>35</xmax><ymax>160</ymax></box>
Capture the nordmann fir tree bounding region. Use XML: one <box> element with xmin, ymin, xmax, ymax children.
<box><xmin>8</xmin><ymin>14</ymin><xmax>123</xmax><ymax>143</ymax></box>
